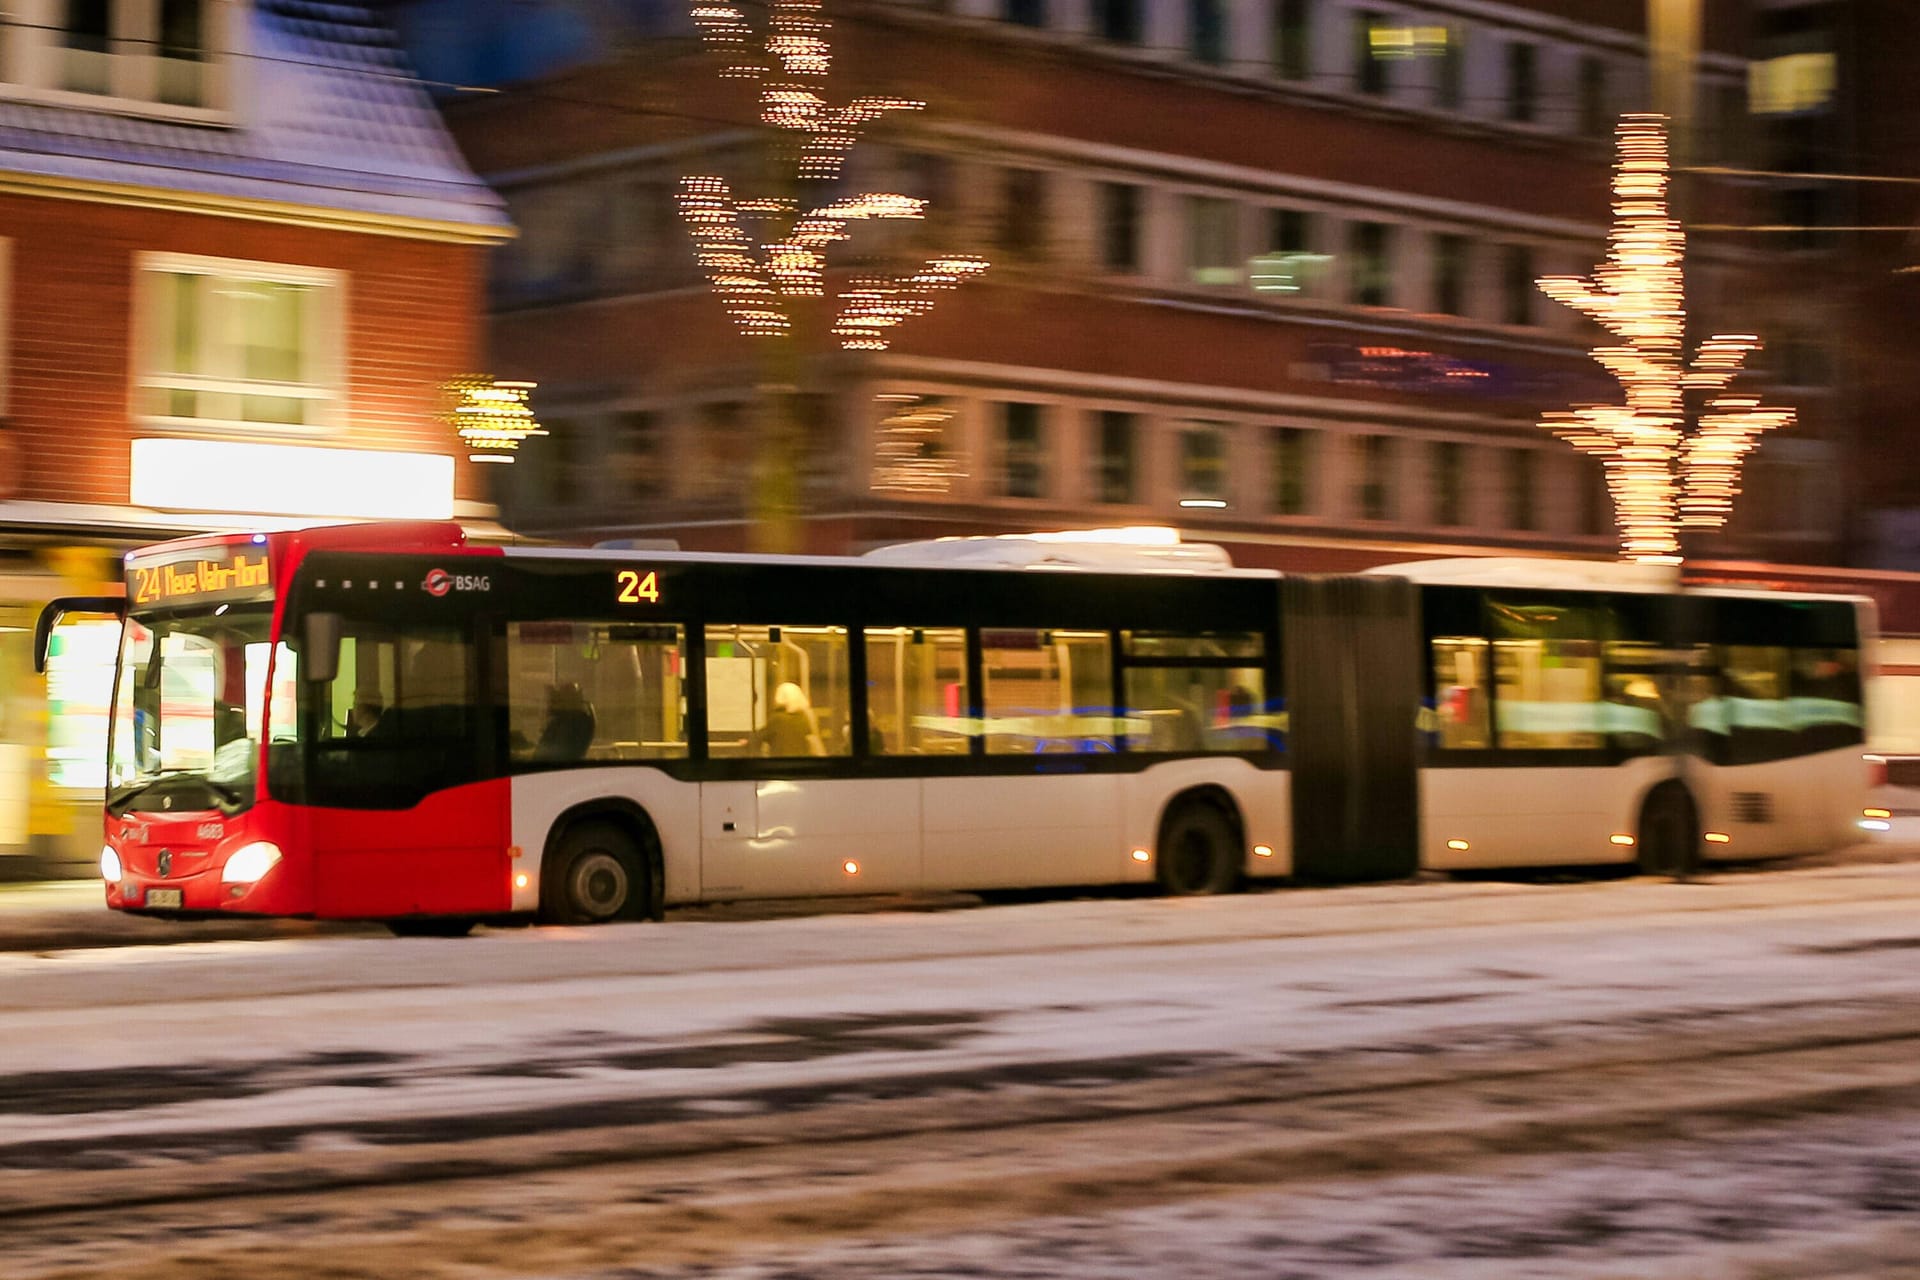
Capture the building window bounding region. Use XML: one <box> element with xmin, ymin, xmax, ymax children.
<box><xmin>1506</xmin><ymin>449</ymin><xmax>1535</xmax><ymax>530</ymax></box>
<box><xmin>1434</xmin><ymin>26</ymin><xmax>1464</xmax><ymax>109</ymax></box>
<box><xmin>1098</xmin><ymin>182</ymin><xmax>1142</xmax><ymax>273</ymax></box>
<box><xmin>1273</xmin><ymin>0</ymin><xmax>1312</xmax><ymax>80</ymax></box>
<box><xmin>1093</xmin><ymin>0</ymin><xmax>1143</xmax><ymax>44</ymax></box>
<box><xmin>1271</xmin><ymin>426</ymin><xmax>1310</xmax><ymax>515</ymax></box>
<box><xmin>1355</xmin><ymin>10</ymin><xmax>1389</xmax><ymax>96</ymax></box>
<box><xmin>1501</xmin><ymin>245</ymin><xmax>1535</xmax><ymax>326</ymax></box>
<box><xmin>1253</xmin><ymin>208</ymin><xmax>1321</xmax><ymax>294</ymax></box>
<box><xmin>612</xmin><ymin>410</ymin><xmax>663</xmax><ymax>501</ymax></box>
<box><xmin>1002</xmin><ymin>0</ymin><xmax>1046</xmax><ymax>27</ymax></box>
<box><xmin>1431</xmin><ymin>232</ymin><xmax>1466</xmax><ymax>316</ymax></box>
<box><xmin>1189</xmin><ymin>0</ymin><xmax>1226</xmax><ymax>65</ymax></box>
<box><xmin>998</xmin><ymin>169</ymin><xmax>1048</xmax><ymax>258</ymax></box>
<box><xmin>1355</xmin><ymin>435</ymin><xmax>1394</xmax><ymax>520</ymax></box>
<box><xmin>1348</xmin><ymin>221</ymin><xmax>1391</xmax><ymax>307</ymax></box>
<box><xmin>1431</xmin><ymin>441</ymin><xmax>1463</xmax><ymax>526</ymax></box>
<box><xmin>1000</xmin><ymin>402</ymin><xmax>1046</xmax><ymax>498</ymax></box>
<box><xmin>36</xmin><ymin>0</ymin><xmax>218</xmax><ymax>110</ymax></box>
<box><xmin>1187</xmin><ymin>196</ymin><xmax>1239</xmax><ymax>285</ymax></box>
<box><xmin>1506</xmin><ymin>41</ymin><xmax>1538</xmax><ymax>123</ymax></box>
<box><xmin>136</xmin><ymin>255</ymin><xmax>342</xmax><ymax>432</ymax></box>
<box><xmin>1180</xmin><ymin>424</ymin><xmax>1228</xmax><ymax>505</ymax></box>
<box><xmin>1578</xmin><ymin>55</ymin><xmax>1610</xmax><ymax>138</ymax></box>
<box><xmin>1095</xmin><ymin>410</ymin><xmax>1136</xmax><ymax>504</ymax></box>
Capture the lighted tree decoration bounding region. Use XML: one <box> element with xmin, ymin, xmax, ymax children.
<box><xmin>1536</xmin><ymin>114</ymin><xmax>1794</xmax><ymax>563</ymax></box>
<box><xmin>678</xmin><ymin>1</ymin><xmax>988</xmax><ymax>351</ymax></box>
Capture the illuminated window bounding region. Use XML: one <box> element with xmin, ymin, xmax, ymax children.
<box><xmin>865</xmin><ymin>627</ymin><xmax>971</xmax><ymax>755</ymax></box>
<box><xmin>1272</xmin><ymin>0</ymin><xmax>1312</xmax><ymax>80</ymax></box>
<box><xmin>1189</xmin><ymin>0</ymin><xmax>1226</xmax><ymax>65</ymax></box>
<box><xmin>1094</xmin><ymin>410</ymin><xmax>1136</xmax><ymax>504</ymax></box>
<box><xmin>1253</xmin><ymin>208</ymin><xmax>1325</xmax><ymax>294</ymax></box>
<box><xmin>1093</xmin><ymin>0</ymin><xmax>1143</xmax><ymax>44</ymax></box>
<box><xmin>1488</xmin><ymin>596</ymin><xmax>1607</xmax><ymax>750</ymax></box>
<box><xmin>1180</xmin><ymin>423</ymin><xmax>1228</xmax><ymax>504</ymax></box>
<box><xmin>1431</xmin><ymin>637</ymin><xmax>1490</xmax><ymax>749</ymax></box>
<box><xmin>1122</xmin><ymin>632</ymin><xmax>1270</xmax><ymax>754</ymax></box>
<box><xmin>136</xmin><ymin>254</ymin><xmax>343</xmax><ymax>432</ymax></box>
<box><xmin>999</xmin><ymin>402</ymin><xmax>1047</xmax><ymax>498</ymax></box>
<box><xmin>1187</xmin><ymin>196</ymin><xmax>1240</xmax><ymax>285</ymax></box>
<box><xmin>1430</xmin><ymin>232</ymin><xmax>1467</xmax><ymax>316</ymax></box>
<box><xmin>1749</xmin><ymin>51</ymin><xmax>1836</xmax><ymax>115</ymax></box>
<box><xmin>704</xmin><ymin>625</ymin><xmax>851</xmax><ymax>759</ymax></box>
<box><xmin>508</xmin><ymin>622</ymin><xmax>687</xmax><ymax>765</ymax></box>
<box><xmin>1505</xmin><ymin>41</ymin><xmax>1537</xmax><ymax>123</ymax></box>
<box><xmin>1431</xmin><ymin>441</ymin><xmax>1463</xmax><ymax>526</ymax></box>
<box><xmin>1348</xmin><ymin>221</ymin><xmax>1391</xmax><ymax>306</ymax></box>
<box><xmin>1098</xmin><ymin>182</ymin><xmax>1142</xmax><ymax>273</ymax></box>
<box><xmin>1271</xmin><ymin>426</ymin><xmax>1311</xmax><ymax>515</ymax></box>
<box><xmin>981</xmin><ymin>629</ymin><xmax>1115</xmax><ymax>754</ymax></box>
<box><xmin>612</xmin><ymin>411</ymin><xmax>663</xmax><ymax>501</ymax></box>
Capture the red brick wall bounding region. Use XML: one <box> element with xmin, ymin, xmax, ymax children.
<box><xmin>0</xmin><ymin>191</ymin><xmax>491</xmax><ymax>507</ymax></box>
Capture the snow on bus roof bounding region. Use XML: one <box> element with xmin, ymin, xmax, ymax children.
<box><xmin>1371</xmin><ymin>556</ymin><xmax>1868</xmax><ymax>603</ymax></box>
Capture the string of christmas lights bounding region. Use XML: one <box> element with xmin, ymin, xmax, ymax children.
<box><xmin>442</xmin><ymin>376</ymin><xmax>546</xmax><ymax>463</ymax></box>
<box><xmin>1535</xmin><ymin>114</ymin><xmax>1794</xmax><ymax>562</ymax></box>
<box><xmin>679</xmin><ymin>0</ymin><xmax>987</xmax><ymax>351</ymax></box>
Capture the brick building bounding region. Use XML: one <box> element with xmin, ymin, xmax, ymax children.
<box><xmin>407</xmin><ymin>0</ymin><xmax>1823</xmax><ymax>570</ymax></box>
<box><xmin>0</xmin><ymin>0</ymin><xmax>508</xmax><ymax>871</ymax></box>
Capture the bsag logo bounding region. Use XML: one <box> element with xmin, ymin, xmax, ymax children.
<box><xmin>423</xmin><ymin>567</ymin><xmax>491</xmax><ymax>597</ymax></box>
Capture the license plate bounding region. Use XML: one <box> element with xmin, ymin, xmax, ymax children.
<box><xmin>144</xmin><ymin>888</ymin><xmax>183</xmax><ymax>909</ymax></box>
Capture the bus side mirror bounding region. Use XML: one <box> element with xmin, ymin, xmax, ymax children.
<box><xmin>303</xmin><ymin>612</ymin><xmax>343</xmax><ymax>685</ymax></box>
<box><xmin>32</xmin><ymin>596</ymin><xmax>125</xmax><ymax>674</ymax></box>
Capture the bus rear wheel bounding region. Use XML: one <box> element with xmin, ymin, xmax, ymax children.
<box><xmin>1157</xmin><ymin>800</ymin><xmax>1241</xmax><ymax>896</ymax></box>
<box><xmin>544</xmin><ymin>822</ymin><xmax>646</xmax><ymax>925</ymax></box>
<box><xmin>1637</xmin><ymin>782</ymin><xmax>1699</xmax><ymax>878</ymax></box>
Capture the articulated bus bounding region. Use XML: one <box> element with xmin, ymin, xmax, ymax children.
<box><xmin>36</xmin><ymin>522</ymin><xmax>1870</xmax><ymax>935</ymax></box>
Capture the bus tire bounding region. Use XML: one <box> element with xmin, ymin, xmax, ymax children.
<box><xmin>1156</xmin><ymin>798</ymin><xmax>1241</xmax><ymax>896</ymax></box>
<box><xmin>1637</xmin><ymin>782</ymin><xmax>1698</xmax><ymax>878</ymax></box>
<box><xmin>387</xmin><ymin>918</ymin><xmax>475</xmax><ymax>938</ymax></box>
<box><xmin>543</xmin><ymin>821</ymin><xmax>647</xmax><ymax>925</ymax></box>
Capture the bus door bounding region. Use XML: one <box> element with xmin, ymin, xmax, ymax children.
<box><xmin>1283</xmin><ymin>576</ymin><xmax>1421</xmax><ymax>882</ymax></box>
<box><xmin>299</xmin><ymin>615</ymin><xmax>510</xmax><ymax>918</ymax></box>
<box><xmin>699</xmin><ymin>624</ymin><xmax>922</xmax><ymax>898</ymax></box>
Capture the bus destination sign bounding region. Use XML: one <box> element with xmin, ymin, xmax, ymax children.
<box><xmin>128</xmin><ymin>547</ymin><xmax>273</xmax><ymax>608</ymax></box>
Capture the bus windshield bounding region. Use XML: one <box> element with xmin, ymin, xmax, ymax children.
<box><xmin>108</xmin><ymin>604</ymin><xmax>290</xmax><ymax>814</ymax></box>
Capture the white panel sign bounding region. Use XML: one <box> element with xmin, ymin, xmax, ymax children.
<box><xmin>130</xmin><ymin>438</ymin><xmax>456</xmax><ymax>520</ymax></box>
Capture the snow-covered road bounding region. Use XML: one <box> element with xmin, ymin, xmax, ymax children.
<box><xmin>6</xmin><ymin>863</ymin><xmax>1920</xmax><ymax>1278</ymax></box>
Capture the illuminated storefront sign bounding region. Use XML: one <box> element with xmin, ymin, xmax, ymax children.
<box><xmin>129</xmin><ymin>439</ymin><xmax>456</xmax><ymax>520</ymax></box>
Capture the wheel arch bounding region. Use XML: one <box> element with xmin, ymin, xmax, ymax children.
<box><xmin>544</xmin><ymin>798</ymin><xmax>666</xmax><ymax>922</ymax></box>
<box><xmin>1155</xmin><ymin>783</ymin><xmax>1246</xmax><ymax>850</ymax></box>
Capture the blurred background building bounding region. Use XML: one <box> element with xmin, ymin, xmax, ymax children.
<box><xmin>398</xmin><ymin>0</ymin><xmax>1872</xmax><ymax>573</ymax></box>
<box><xmin>0</xmin><ymin>0</ymin><xmax>508</xmax><ymax>872</ymax></box>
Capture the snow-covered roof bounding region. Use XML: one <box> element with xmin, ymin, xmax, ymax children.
<box><xmin>0</xmin><ymin>1</ymin><xmax>510</xmax><ymax>236</ymax></box>
<box><xmin>1368</xmin><ymin>556</ymin><xmax>1683</xmax><ymax>593</ymax></box>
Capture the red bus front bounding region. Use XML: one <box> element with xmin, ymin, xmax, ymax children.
<box><xmin>86</xmin><ymin>523</ymin><xmax>510</xmax><ymax>922</ymax></box>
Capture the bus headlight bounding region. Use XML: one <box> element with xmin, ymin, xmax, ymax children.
<box><xmin>100</xmin><ymin>845</ymin><xmax>121</xmax><ymax>883</ymax></box>
<box><xmin>222</xmin><ymin>841</ymin><xmax>282</xmax><ymax>884</ymax></box>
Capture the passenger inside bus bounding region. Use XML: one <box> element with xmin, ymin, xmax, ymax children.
<box><xmin>758</xmin><ymin>681</ymin><xmax>825</xmax><ymax>757</ymax></box>
<box><xmin>532</xmin><ymin>682</ymin><xmax>597</xmax><ymax>762</ymax></box>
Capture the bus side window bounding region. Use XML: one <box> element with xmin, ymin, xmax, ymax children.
<box><xmin>864</xmin><ymin>627</ymin><xmax>970</xmax><ymax>755</ymax></box>
<box><xmin>506</xmin><ymin>621</ymin><xmax>686</xmax><ymax>765</ymax></box>
<box><xmin>1430</xmin><ymin>636</ymin><xmax>1490</xmax><ymax>750</ymax></box>
<box><xmin>704</xmin><ymin>625</ymin><xmax>851</xmax><ymax>759</ymax></box>
<box><xmin>1791</xmin><ymin>647</ymin><xmax>1863</xmax><ymax>753</ymax></box>
<box><xmin>980</xmin><ymin>629</ymin><xmax>1115</xmax><ymax>754</ymax></box>
<box><xmin>1119</xmin><ymin>631</ymin><xmax>1271</xmax><ymax>754</ymax></box>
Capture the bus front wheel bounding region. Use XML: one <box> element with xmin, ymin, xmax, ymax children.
<box><xmin>1156</xmin><ymin>800</ymin><xmax>1241</xmax><ymax>896</ymax></box>
<box><xmin>1637</xmin><ymin>783</ymin><xmax>1699</xmax><ymax>878</ymax></box>
<box><xmin>543</xmin><ymin>821</ymin><xmax>646</xmax><ymax>925</ymax></box>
